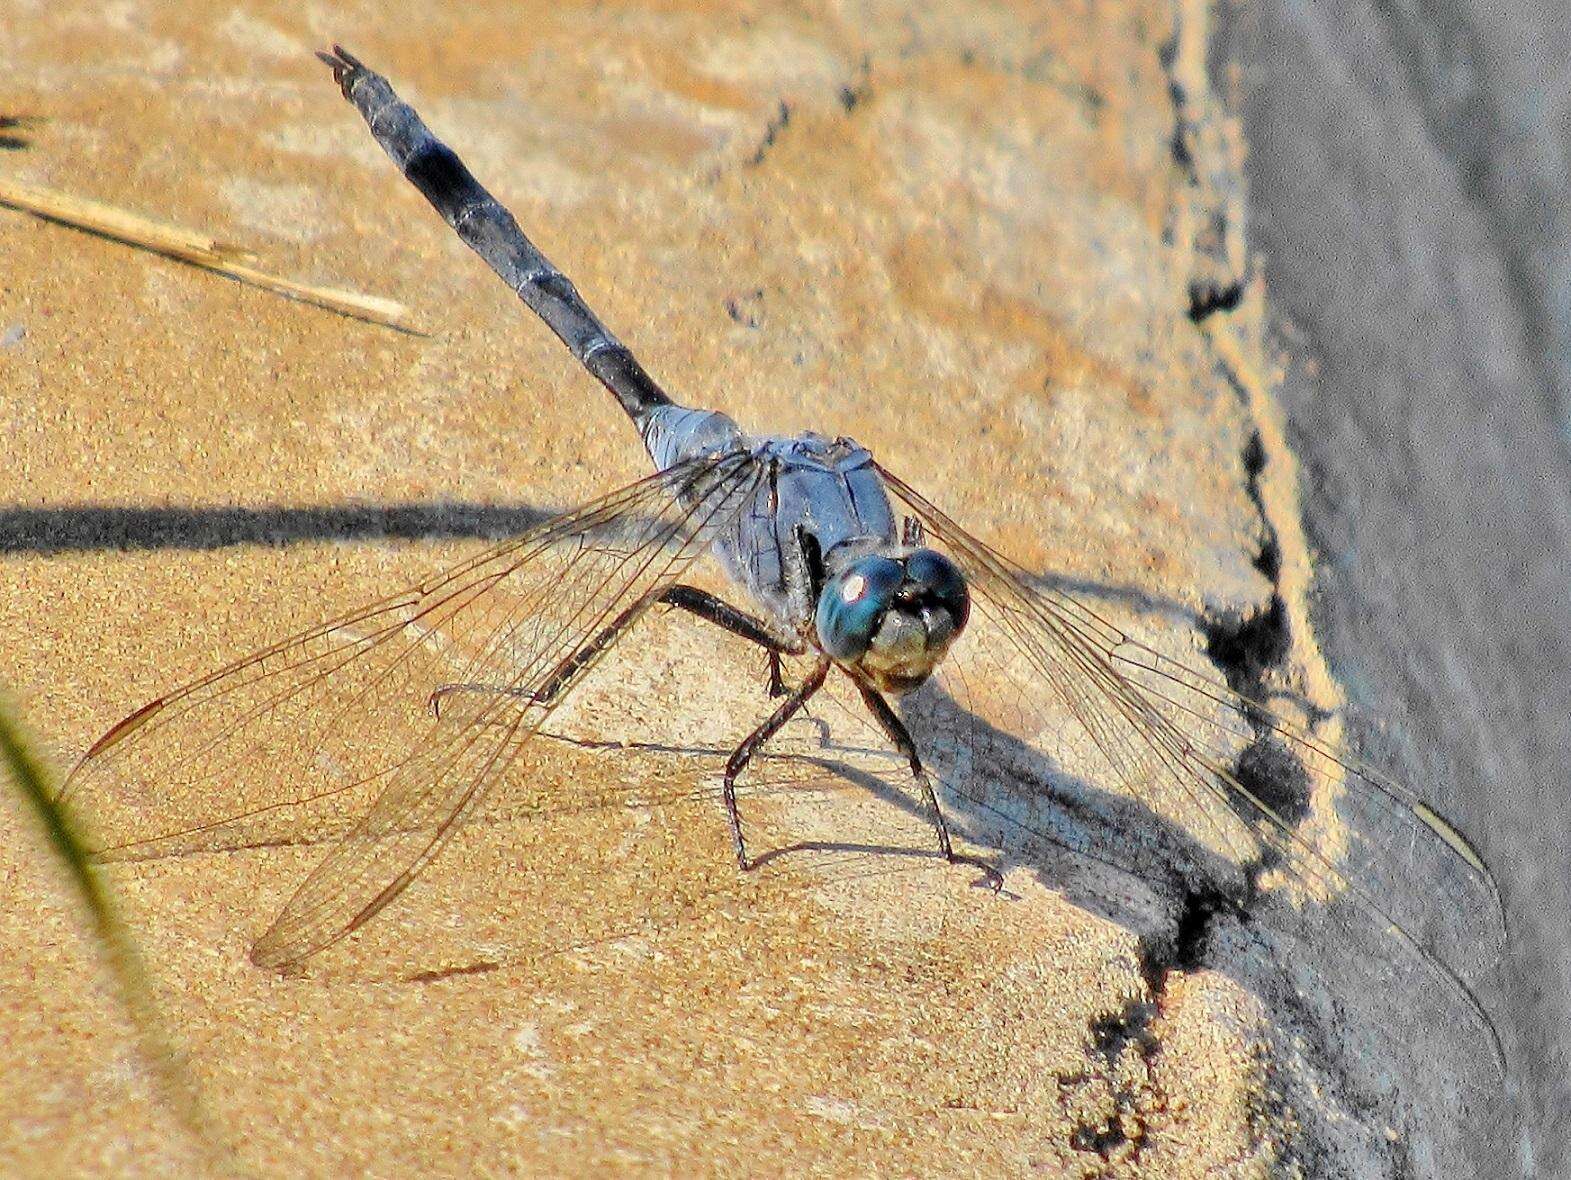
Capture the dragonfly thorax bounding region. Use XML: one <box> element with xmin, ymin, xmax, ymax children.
<box><xmin>814</xmin><ymin>546</ymin><xmax>970</xmax><ymax>694</ymax></box>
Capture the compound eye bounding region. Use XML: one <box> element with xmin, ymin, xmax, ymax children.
<box><xmin>904</xmin><ymin>548</ymin><xmax>970</xmax><ymax>631</ymax></box>
<box><xmin>815</xmin><ymin>556</ymin><xmax>902</xmax><ymax>662</ymax></box>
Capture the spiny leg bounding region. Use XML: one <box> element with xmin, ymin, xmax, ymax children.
<box><xmin>660</xmin><ymin>586</ymin><xmax>804</xmax><ymax>702</ymax></box>
<box><xmin>318</xmin><ymin>47</ymin><xmax>672</xmax><ymax>432</ymax></box>
<box><xmin>659</xmin><ymin>586</ymin><xmax>798</xmax><ymax>654</ymax></box>
<box><xmin>430</xmin><ymin>584</ymin><xmax>800</xmax><ymax>717</ymax></box>
<box><xmin>855</xmin><ymin>685</ymin><xmax>952</xmax><ymax>858</ymax></box>
<box><xmin>855</xmin><ymin>683</ymin><xmax>1003</xmax><ymax>891</ymax></box>
<box><xmin>724</xmin><ymin>658</ymin><xmax>830</xmax><ymax>869</ymax></box>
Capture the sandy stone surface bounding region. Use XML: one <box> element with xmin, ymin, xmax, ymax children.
<box><xmin>0</xmin><ymin>2</ymin><xmax>1486</xmax><ymax>1176</ymax></box>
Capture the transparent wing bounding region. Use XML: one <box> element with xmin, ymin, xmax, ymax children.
<box><xmin>61</xmin><ymin>452</ymin><xmax>763</xmax><ymax>969</ymax></box>
<box><xmin>873</xmin><ymin>462</ymin><xmax>1506</xmax><ymax>1066</ymax></box>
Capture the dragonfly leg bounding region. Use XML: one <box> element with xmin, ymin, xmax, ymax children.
<box><xmin>724</xmin><ymin>658</ymin><xmax>831</xmax><ymax>869</ymax></box>
<box><xmin>901</xmin><ymin>515</ymin><xmax>925</xmax><ymax>546</ymax></box>
<box><xmin>855</xmin><ymin>683</ymin><xmax>1004</xmax><ymax>892</ymax></box>
<box><xmin>656</xmin><ymin>586</ymin><xmax>801</xmax><ymax>654</ymax></box>
<box><xmin>429</xmin><ymin>584</ymin><xmax>801</xmax><ymax>718</ymax></box>
<box><xmin>656</xmin><ymin>585</ymin><xmax>803</xmax><ymax>698</ymax></box>
<box><xmin>429</xmin><ymin>593</ymin><xmax>649</xmax><ymax>718</ymax></box>
<box><xmin>428</xmin><ymin>681</ymin><xmax>530</xmax><ymax>719</ymax></box>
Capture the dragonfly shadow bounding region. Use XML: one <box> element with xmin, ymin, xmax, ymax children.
<box><xmin>0</xmin><ymin>501</ymin><xmax>559</xmax><ymax>554</ymax></box>
<box><xmin>573</xmin><ymin>684</ymin><xmax>1343</xmax><ymax>1066</ymax></box>
<box><xmin>871</xmin><ymin>685</ymin><xmax>1499</xmax><ymax>1085</ymax></box>
<box><xmin>753</xmin><ymin>838</ymin><xmax>956</xmax><ymax>872</ymax></box>
<box><xmin>0</xmin><ymin>114</ymin><xmax>37</xmax><ymax>151</ymax></box>
<box><xmin>1023</xmin><ymin>570</ymin><xmax>1199</xmax><ymax>632</ymax></box>
<box><xmin>850</xmin><ymin>684</ymin><xmax>1290</xmax><ymax>997</ymax></box>
<box><xmin>1</xmin><ymin>503</ymin><xmax>1199</xmax><ymax>634</ymax></box>
<box><xmin>811</xmin><ymin>723</ymin><xmax>1231</xmax><ymax>948</ymax></box>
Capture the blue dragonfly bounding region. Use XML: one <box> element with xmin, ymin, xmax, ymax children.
<box><xmin>61</xmin><ymin>47</ymin><xmax>1504</xmax><ymax>1067</ymax></box>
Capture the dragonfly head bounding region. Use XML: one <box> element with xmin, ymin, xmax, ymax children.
<box><xmin>815</xmin><ymin>546</ymin><xmax>970</xmax><ymax>694</ymax></box>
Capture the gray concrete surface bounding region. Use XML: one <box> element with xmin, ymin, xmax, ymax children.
<box><xmin>1222</xmin><ymin>2</ymin><xmax>1571</xmax><ymax>1175</ymax></box>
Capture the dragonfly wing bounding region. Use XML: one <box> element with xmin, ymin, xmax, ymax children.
<box><xmin>874</xmin><ymin>462</ymin><xmax>1505</xmax><ymax>1065</ymax></box>
<box><xmin>63</xmin><ymin>451</ymin><xmax>764</xmax><ymax>968</ymax></box>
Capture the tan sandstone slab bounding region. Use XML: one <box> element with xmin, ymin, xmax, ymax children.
<box><xmin>0</xmin><ymin>2</ymin><xmax>1326</xmax><ymax>1176</ymax></box>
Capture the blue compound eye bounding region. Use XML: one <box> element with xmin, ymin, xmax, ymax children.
<box><xmin>904</xmin><ymin>548</ymin><xmax>969</xmax><ymax>633</ymax></box>
<box><xmin>816</xmin><ymin>555</ymin><xmax>903</xmax><ymax>662</ymax></box>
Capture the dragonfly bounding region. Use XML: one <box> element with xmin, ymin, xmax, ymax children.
<box><xmin>62</xmin><ymin>47</ymin><xmax>1504</xmax><ymax>1067</ymax></box>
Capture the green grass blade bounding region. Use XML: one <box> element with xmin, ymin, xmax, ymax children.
<box><xmin>0</xmin><ymin>690</ymin><xmax>238</xmax><ymax>1174</ymax></box>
